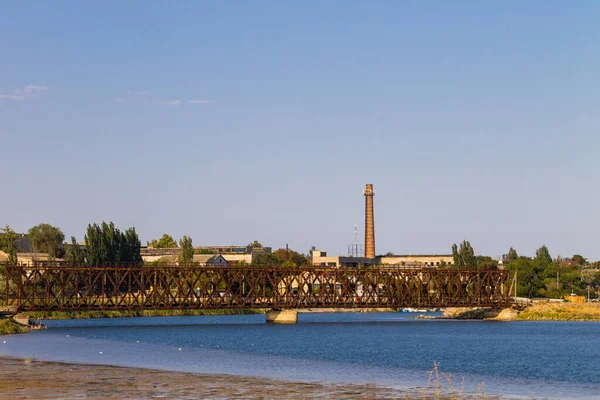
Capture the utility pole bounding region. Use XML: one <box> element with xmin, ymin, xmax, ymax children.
<box><xmin>588</xmin><ymin>286</ymin><xmax>591</xmax><ymax>303</ymax></box>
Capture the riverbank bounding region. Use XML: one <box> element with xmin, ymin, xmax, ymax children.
<box><xmin>517</xmin><ymin>302</ymin><xmax>600</xmax><ymax>321</ymax></box>
<box><xmin>0</xmin><ymin>319</ymin><xmax>27</xmax><ymax>335</ymax></box>
<box><xmin>0</xmin><ymin>357</ymin><xmax>411</xmax><ymax>399</ymax></box>
<box><xmin>442</xmin><ymin>302</ymin><xmax>600</xmax><ymax>321</ymax></box>
<box><xmin>24</xmin><ymin>308</ymin><xmax>266</xmax><ymax>320</ymax></box>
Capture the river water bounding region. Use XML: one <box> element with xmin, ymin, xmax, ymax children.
<box><xmin>1</xmin><ymin>312</ymin><xmax>599</xmax><ymax>399</ymax></box>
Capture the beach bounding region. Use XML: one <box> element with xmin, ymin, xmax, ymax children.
<box><xmin>0</xmin><ymin>357</ymin><xmax>406</xmax><ymax>400</ymax></box>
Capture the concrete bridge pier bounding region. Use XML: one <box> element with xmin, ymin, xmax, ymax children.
<box><xmin>266</xmin><ymin>309</ymin><xmax>298</xmax><ymax>324</ymax></box>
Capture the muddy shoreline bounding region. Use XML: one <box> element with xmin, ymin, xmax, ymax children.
<box><xmin>0</xmin><ymin>356</ymin><xmax>411</xmax><ymax>399</ymax></box>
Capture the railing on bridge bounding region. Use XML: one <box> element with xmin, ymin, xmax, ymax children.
<box><xmin>1</xmin><ymin>263</ymin><xmax>510</xmax><ymax>311</ymax></box>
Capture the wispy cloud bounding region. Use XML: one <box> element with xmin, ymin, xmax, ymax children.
<box><xmin>127</xmin><ymin>90</ymin><xmax>151</xmax><ymax>96</ymax></box>
<box><xmin>114</xmin><ymin>90</ymin><xmax>151</xmax><ymax>102</ymax></box>
<box><xmin>115</xmin><ymin>91</ymin><xmax>211</xmax><ymax>106</ymax></box>
<box><xmin>0</xmin><ymin>85</ymin><xmax>50</xmax><ymax>101</ymax></box>
<box><xmin>157</xmin><ymin>100</ymin><xmax>181</xmax><ymax>106</ymax></box>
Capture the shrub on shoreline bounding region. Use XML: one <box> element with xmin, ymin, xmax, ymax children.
<box><xmin>24</xmin><ymin>308</ymin><xmax>266</xmax><ymax>320</ymax></box>
<box><xmin>0</xmin><ymin>319</ymin><xmax>27</xmax><ymax>335</ymax></box>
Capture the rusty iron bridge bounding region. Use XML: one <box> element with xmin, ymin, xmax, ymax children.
<box><xmin>1</xmin><ymin>263</ymin><xmax>510</xmax><ymax>312</ymax></box>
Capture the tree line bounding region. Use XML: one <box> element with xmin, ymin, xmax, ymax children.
<box><xmin>1</xmin><ymin>223</ymin><xmax>311</xmax><ymax>267</ymax></box>
<box><xmin>450</xmin><ymin>240</ymin><xmax>600</xmax><ymax>299</ymax></box>
<box><xmin>503</xmin><ymin>246</ymin><xmax>600</xmax><ymax>299</ymax></box>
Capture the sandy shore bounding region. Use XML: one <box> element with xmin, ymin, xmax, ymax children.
<box><xmin>0</xmin><ymin>357</ymin><xmax>410</xmax><ymax>399</ymax></box>
<box><xmin>441</xmin><ymin>303</ymin><xmax>600</xmax><ymax>321</ymax></box>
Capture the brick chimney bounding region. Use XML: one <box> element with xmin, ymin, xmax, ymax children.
<box><xmin>364</xmin><ymin>184</ymin><xmax>375</xmax><ymax>259</ymax></box>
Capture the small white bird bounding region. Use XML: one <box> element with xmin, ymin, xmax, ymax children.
<box><xmin>99</xmin><ymin>352</ymin><xmax>103</xmax><ymax>355</ymax></box>
<box><xmin>2</xmin><ymin>340</ymin><xmax>6</xmax><ymax>344</ymax></box>
<box><xmin>136</xmin><ymin>341</ymin><xmax>140</xmax><ymax>343</ymax></box>
<box><xmin>178</xmin><ymin>347</ymin><xmax>182</xmax><ymax>351</ymax></box>
<box><xmin>66</xmin><ymin>335</ymin><xmax>69</xmax><ymax>338</ymax></box>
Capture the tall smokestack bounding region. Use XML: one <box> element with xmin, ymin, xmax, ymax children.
<box><xmin>364</xmin><ymin>183</ymin><xmax>375</xmax><ymax>259</ymax></box>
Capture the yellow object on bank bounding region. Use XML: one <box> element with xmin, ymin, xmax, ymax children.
<box><xmin>564</xmin><ymin>295</ymin><xmax>585</xmax><ymax>303</ymax></box>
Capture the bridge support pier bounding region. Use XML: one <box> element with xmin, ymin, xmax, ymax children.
<box><xmin>266</xmin><ymin>309</ymin><xmax>298</xmax><ymax>324</ymax></box>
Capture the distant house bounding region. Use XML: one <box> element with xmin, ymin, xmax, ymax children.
<box><xmin>15</xmin><ymin>252</ymin><xmax>54</xmax><ymax>265</ymax></box>
<box><xmin>193</xmin><ymin>254</ymin><xmax>228</xmax><ymax>268</ymax></box>
<box><xmin>561</xmin><ymin>259</ymin><xmax>578</xmax><ymax>267</ymax></box>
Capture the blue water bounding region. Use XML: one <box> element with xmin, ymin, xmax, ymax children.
<box><xmin>1</xmin><ymin>312</ymin><xmax>599</xmax><ymax>399</ymax></box>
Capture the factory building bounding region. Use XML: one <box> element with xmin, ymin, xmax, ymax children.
<box><xmin>311</xmin><ymin>184</ymin><xmax>454</xmax><ymax>268</ymax></box>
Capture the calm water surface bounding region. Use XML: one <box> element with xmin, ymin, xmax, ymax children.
<box><xmin>1</xmin><ymin>312</ymin><xmax>599</xmax><ymax>399</ymax></box>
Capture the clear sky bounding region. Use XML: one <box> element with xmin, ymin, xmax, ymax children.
<box><xmin>1</xmin><ymin>1</ymin><xmax>599</xmax><ymax>260</ymax></box>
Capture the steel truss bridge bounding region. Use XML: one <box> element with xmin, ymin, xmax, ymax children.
<box><xmin>2</xmin><ymin>264</ymin><xmax>510</xmax><ymax>312</ymax></box>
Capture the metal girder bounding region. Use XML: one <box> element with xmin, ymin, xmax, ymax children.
<box><xmin>2</xmin><ymin>263</ymin><xmax>510</xmax><ymax>312</ymax></box>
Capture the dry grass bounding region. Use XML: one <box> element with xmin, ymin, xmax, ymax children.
<box><xmin>518</xmin><ymin>302</ymin><xmax>600</xmax><ymax>321</ymax></box>
<box><xmin>398</xmin><ymin>362</ymin><xmax>486</xmax><ymax>400</ymax></box>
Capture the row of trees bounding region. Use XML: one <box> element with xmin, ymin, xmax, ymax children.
<box><xmin>1</xmin><ymin>223</ymin><xmax>306</xmax><ymax>267</ymax></box>
<box><xmin>145</xmin><ymin>233</ymin><xmax>196</xmax><ymax>263</ymax></box>
<box><xmin>450</xmin><ymin>240</ymin><xmax>499</xmax><ymax>270</ymax></box>
<box><xmin>449</xmin><ymin>240</ymin><xmax>600</xmax><ymax>299</ymax></box>
<box><xmin>251</xmin><ymin>248</ymin><xmax>310</xmax><ymax>267</ymax></box>
<box><xmin>76</xmin><ymin>226</ymin><xmax>197</xmax><ymax>264</ymax></box>
<box><xmin>0</xmin><ymin>223</ymin><xmax>67</xmax><ymax>262</ymax></box>
<box><xmin>0</xmin><ymin>222</ymin><xmax>142</xmax><ymax>266</ymax></box>
<box><xmin>73</xmin><ymin>222</ymin><xmax>142</xmax><ymax>265</ymax></box>
<box><xmin>503</xmin><ymin>246</ymin><xmax>600</xmax><ymax>299</ymax></box>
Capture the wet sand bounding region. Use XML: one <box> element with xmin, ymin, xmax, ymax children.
<box><xmin>0</xmin><ymin>357</ymin><xmax>408</xmax><ymax>399</ymax></box>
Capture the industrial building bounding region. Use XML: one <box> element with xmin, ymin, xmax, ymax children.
<box><xmin>311</xmin><ymin>184</ymin><xmax>454</xmax><ymax>268</ymax></box>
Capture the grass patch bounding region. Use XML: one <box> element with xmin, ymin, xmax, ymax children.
<box><xmin>0</xmin><ymin>319</ymin><xmax>27</xmax><ymax>335</ymax></box>
<box><xmin>24</xmin><ymin>308</ymin><xmax>266</xmax><ymax>320</ymax></box>
<box><xmin>517</xmin><ymin>302</ymin><xmax>600</xmax><ymax>321</ymax></box>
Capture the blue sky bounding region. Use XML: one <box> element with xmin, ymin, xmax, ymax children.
<box><xmin>1</xmin><ymin>1</ymin><xmax>599</xmax><ymax>260</ymax></box>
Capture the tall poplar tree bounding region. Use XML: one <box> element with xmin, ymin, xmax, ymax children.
<box><xmin>535</xmin><ymin>245</ymin><xmax>552</xmax><ymax>265</ymax></box>
<box><xmin>178</xmin><ymin>236</ymin><xmax>194</xmax><ymax>263</ymax></box>
<box><xmin>451</xmin><ymin>240</ymin><xmax>476</xmax><ymax>269</ymax></box>
<box><xmin>84</xmin><ymin>222</ymin><xmax>142</xmax><ymax>265</ymax></box>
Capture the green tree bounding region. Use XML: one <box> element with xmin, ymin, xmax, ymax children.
<box><xmin>273</xmin><ymin>248</ymin><xmax>309</xmax><ymax>267</ymax></box>
<box><xmin>252</xmin><ymin>253</ymin><xmax>278</xmax><ymax>266</ymax></box>
<box><xmin>476</xmin><ymin>256</ymin><xmax>498</xmax><ymax>270</ymax></box>
<box><xmin>506</xmin><ymin>257</ymin><xmax>544</xmax><ymax>298</ymax></box>
<box><xmin>122</xmin><ymin>227</ymin><xmax>143</xmax><ymax>264</ymax></box>
<box><xmin>65</xmin><ymin>236</ymin><xmax>86</xmax><ymax>264</ymax></box>
<box><xmin>503</xmin><ymin>247</ymin><xmax>519</xmax><ymax>264</ymax></box>
<box><xmin>84</xmin><ymin>222</ymin><xmax>142</xmax><ymax>265</ymax></box>
<box><xmin>572</xmin><ymin>254</ymin><xmax>587</xmax><ymax>266</ymax></box>
<box><xmin>0</xmin><ymin>225</ymin><xmax>18</xmax><ymax>264</ymax></box>
<box><xmin>179</xmin><ymin>236</ymin><xmax>194</xmax><ymax>263</ymax></box>
<box><xmin>451</xmin><ymin>240</ymin><xmax>476</xmax><ymax>269</ymax></box>
<box><xmin>27</xmin><ymin>223</ymin><xmax>65</xmax><ymax>259</ymax></box>
<box><xmin>248</xmin><ymin>240</ymin><xmax>263</xmax><ymax>248</ymax></box>
<box><xmin>148</xmin><ymin>233</ymin><xmax>178</xmax><ymax>248</ymax></box>
<box><xmin>535</xmin><ymin>245</ymin><xmax>552</xmax><ymax>266</ymax></box>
